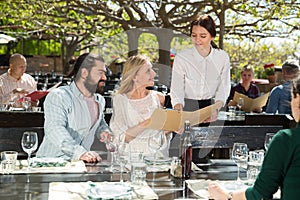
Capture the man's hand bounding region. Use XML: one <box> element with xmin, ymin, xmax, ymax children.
<box><xmin>13</xmin><ymin>88</ymin><xmax>29</xmax><ymax>95</ymax></box>
<box><xmin>80</xmin><ymin>151</ymin><xmax>102</xmax><ymax>163</ymax></box>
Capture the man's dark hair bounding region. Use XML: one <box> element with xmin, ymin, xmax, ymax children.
<box><xmin>282</xmin><ymin>59</ymin><xmax>299</xmax><ymax>74</ymax></box>
<box><xmin>71</xmin><ymin>53</ymin><xmax>105</xmax><ymax>80</ymax></box>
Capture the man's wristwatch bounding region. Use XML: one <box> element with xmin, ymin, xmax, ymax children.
<box><xmin>227</xmin><ymin>192</ymin><xmax>233</xmax><ymax>200</ymax></box>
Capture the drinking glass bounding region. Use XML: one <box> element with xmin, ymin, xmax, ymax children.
<box><xmin>22</xmin><ymin>97</ymin><xmax>31</xmax><ymax>111</ymax></box>
<box><xmin>147</xmin><ymin>132</ymin><xmax>167</xmax><ymax>164</ymax></box>
<box><xmin>264</xmin><ymin>133</ymin><xmax>275</xmax><ymax>151</ymax></box>
<box><xmin>0</xmin><ymin>97</ymin><xmax>8</xmax><ymax>111</ymax></box>
<box><xmin>247</xmin><ymin>150</ymin><xmax>264</xmax><ymax>185</ymax></box>
<box><xmin>8</xmin><ymin>94</ymin><xmax>16</xmax><ymax>110</ymax></box>
<box><xmin>105</xmin><ymin>134</ymin><xmax>117</xmax><ymax>172</ymax></box>
<box><xmin>21</xmin><ymin>131</ymin><xmax>38</xmax><ymax>169</ymax></box>
<box><xmin>117</xmin><ymin>140</ymin><xmax>128</xmax><ymax>182</ymax></box>
<box><xmin>232</xmin><ymin>143</ymin><xmax>248</xmax><ymax>182</ymax></box>
<box><xmin>237</xmin><ymin>97</ymin><xmax>244</xmax><ymax>111</ymax></box>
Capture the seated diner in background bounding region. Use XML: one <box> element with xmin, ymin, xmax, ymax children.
<box><xmin>227</xmin><ymin>65</ymin><xmax>262</xmax><ymax>112</ymax></box>
<box><xmin>0</xmin><ymin>53</ymin><xmax>38</xmax><ymax>107</ymax></box>
<box><xmin>208</xmin><ymin>74</ymin><xmax>300</xmax><ymax>200</ymax></box>
<box><xmin>265</xmin><ymin>59</ymin><xmax>299</xmax><ymax>115</ymax></box>
<box><xmin>109</xmin><ymin>55</ymin><xmax>171</xmax><ymax>157</ymax></box>
<box><xmin>36</xmin><ymin>52</ymin><xmax>110</xmax><ymax>163</ymax></box>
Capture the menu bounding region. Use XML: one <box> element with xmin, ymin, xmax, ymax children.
<box><xmin>233</xmin><ymin>92</ymin><xmax>269</xmax><ymax>112</ymax></box>
<box><xmin>145</xmin><ymin>101</ymin><xmax>223</xmax><ymax>131</ymax></box>
<box><xmin>22</xmin><ymin>82</ymin><xmax>62</xmax><ymax>101</ymax></box>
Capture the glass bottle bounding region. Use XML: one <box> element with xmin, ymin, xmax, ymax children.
<box><xmin>181</xmin><ymin>120</ymin><xmax>192</xmax><ymax>179</ymax></box>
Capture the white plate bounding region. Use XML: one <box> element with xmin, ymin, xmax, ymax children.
<box><xmin>86</xmin><ymin>183</ymin><xmax>132</xmax><ymax>199</ymax></box>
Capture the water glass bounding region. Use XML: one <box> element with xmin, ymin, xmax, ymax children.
<box><xmin>22</xmin><ymin>97</ymin><xmax>31</xmax><ymax>111</ymax></box>
<box><xmin>32</xmin><ymin>107</ymin><xmax>41</xmax><ymax>112</ymax></box>
<box><xmin>237</xmin><ymin>97</ymin><xmax>244</xmax><ymax>111</ymax></box>
<box><xmin>0</xmin><ymin>97</ymin><xmax>8</xmax><ymax>111</ymax></box>
<box><xmin>1</xmin><ymin>151</ymin><xmax>18</xmax><ymax>174</ymax></box>
<box><xmin>130</xmin><ymin>162</ymin><xmax>147</xmax><ymax>185</ymax></box>
<box><xmin>228</xmin><ymin>106</ymin><xmax>236</xmax><ymax>118</ymax></box>
<box><xmin>247</xmin><ymin>150</ymin><xmax>264</xmax><ymax>185</ymax></box>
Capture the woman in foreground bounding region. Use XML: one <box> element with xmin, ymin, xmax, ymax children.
<box><xmin>209</xmin><ymin>73</ymin><xmax>300</xmax><ymax>199</ymax></box>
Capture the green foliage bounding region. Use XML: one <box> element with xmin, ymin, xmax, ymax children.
<box><xmin>264</xmin><ymin>67</ymin><xmax>275</xmax><ymax>76</ymax></box>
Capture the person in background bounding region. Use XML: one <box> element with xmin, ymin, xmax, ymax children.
<box><xmin>37</xmin><ymin>53</ymin><xmax>110</xmax><ymax>163</ymax></box>
<box><xmin>266</xmin><ymin>59</ymin><xmax>299</xmax><ymax>114</ymax></box>
<box><xmin>0</xmin><ymin>53</ymin><xmax>37</xmax><ymax>106</ymax></box>
<box><xmin>109</xmin><ymin>55</ymin><xmax>171</xmax><ymax>157</ymax></box>
<box><xmin>170</xmin><ymin>14</ymin><xmax>231</xmax><ymax>122</ymax></box>
<box><xmin>227</xmin><ymin>65</ymin><xmax>262</xmax><ymax>112</ymax></box>
<box><xmin>208</xmin><ymin>75</ymin><xmax>300</xmax><ymax>200</ymax></box>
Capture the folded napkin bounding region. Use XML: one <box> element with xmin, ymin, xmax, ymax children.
<box><xmin>49</xmin><ymin>181</ymin><xmax>158</xmax><ymax>200</ymax></box>
<box><xmin>187</xmin><ymin>179</ymin><xmax>281</xmax><ymax>199</ymax></box>
<box><xmin>131</xmin><ymin>182</ymin><xmax>158</xmax><ymax>199</ymax></box>
<box><xmin>8</xmin><ymin>160</ymin><xmax>87</xmax><ymax>174</ymax></box>
<box><xmin>185</xmin><ymin>179</ymin><xmax>209</xmax><ymax>199</ymax></box>
<box><xmin>191</xmin><ymin>162</ymin><xmax>203</xmax><ymax>172</ymax></box>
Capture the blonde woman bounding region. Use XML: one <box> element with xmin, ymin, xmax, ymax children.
<box><xmin>227</xmin><ymin>65</ymin><xmax>262</xmax><ymax>112</ymax></box>
<box><xmin>109</xmin><ymin>55</ymin><xmax>171</xmax><ymax>157</ymax></box>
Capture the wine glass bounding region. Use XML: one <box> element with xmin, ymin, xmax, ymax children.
<box><xmin>21</xmin><ymin>131</ymin><xmax>38</xmax><ymax>170</ymax></box>
<box><xmin>232</xmin><ymin>143</ymin><xmax>248</xmax><ymax>183</ymax></box>
<box><xmin>264</xmin><ymin>133</ymin><xmax>275</xmax><ymax>151</ymax></box>
<box><xmin>237</xmin><ymin>97</ymin><xmax>244</xmax><ymax>111</ymax></box>
<box><xmin>22</xmin><ymin>97</ymin><xmax>31</xmax><ymax>111</ymax></box>
<box><xmin>105</xmin><ymin>134</ymin><xmax>117</xmax><ymax>172</ymax></box>
<box><xmin>148</xmin><ymin>132</ymin><xmax>167</xmax><ymax>164</ymax></box>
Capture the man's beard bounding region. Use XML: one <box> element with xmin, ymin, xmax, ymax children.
<box><xmin>84</xmin><ymin>76</ymin><xmax>98</xmax><ymax>93</ymax></box>
<box><xmin>96</xmin><ymin>80</ymin><xmax>105</xmax><ymax>94</ymax></box>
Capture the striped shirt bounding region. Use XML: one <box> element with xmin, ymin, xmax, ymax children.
<box><xmin>36</xmin><ymin>82</ymin><xmax>110</xmax><ymax>161</ymax></box>
<box><xmin>0</xmin><ymin>71</ymin><xmax>37</xmax><ymax>103</ymax></box>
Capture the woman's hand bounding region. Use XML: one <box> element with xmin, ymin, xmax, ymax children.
<box><xmin>174</xmin><ymin>103</ymin><xmax>183</xmax><ymax>111</ymax></box>
<box><xmin>203</xmin><ymin>109</ymin><xmax>218</xmax><ymax>123</ymax></box>
<box><xmin>208</xmin><ymin>181</ymin><xmax>228</xmax><ymax>200</ymax></box>
<box><xmin>227</xmin><ymin>100</ymin><xmax>237</xmax><ymax>107</ymax></box>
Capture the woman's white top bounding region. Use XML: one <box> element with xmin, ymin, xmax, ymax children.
<box><xmin>110</xmin><ymin>90</ymin><xmax>171</xmax><ymax>157</ymax></box>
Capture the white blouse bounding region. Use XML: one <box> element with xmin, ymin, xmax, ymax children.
<box><xmin>170</xmin><ymin>46</ymin><xmax>231</xmax><ymax>107</ymax></box>
<box><xmin>110</xmin><ymin>90</ymin><xmax>171</xmax><ymax>157</ymax></box>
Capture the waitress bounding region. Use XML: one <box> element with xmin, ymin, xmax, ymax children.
<box><xmin>170</xmin><ymin>14</ymin><xmax>230</xmax><ymax>122</ymax></box>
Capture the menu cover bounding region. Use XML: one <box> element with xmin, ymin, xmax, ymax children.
<box><xmin>23</xmin><ymin>82</ymin><xmax>62</xmax><ymax>101</ymax></box>
<box><xmin>145</xmin><ymin>101</ymin><xmax>223</xmax><ymax>131</ymax></box>
<box><xmin>25</xmin><ymin>91</ymin><xmax>49</xmax><ymax>101</ymax></box>
<box><xmin>233</xmin><ymin>92</ymin><xmax>269</xmax><ymax>112</ymax></box>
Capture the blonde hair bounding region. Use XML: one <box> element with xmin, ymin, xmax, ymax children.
<box><xmin>118</xmin><ymin>55</ymin><xmax>150</xmax><ymax>94</ymax></box>
<box><xmin>240</xmin><ymin>65</ymin><xmax>254</xmax><ymax>75</ymax></box>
